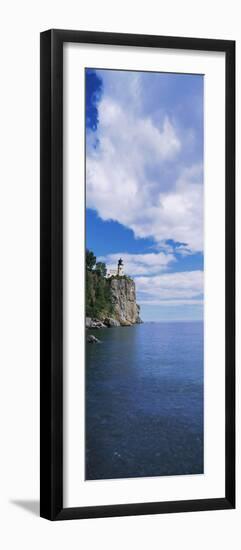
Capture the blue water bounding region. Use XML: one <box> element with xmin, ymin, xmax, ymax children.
<box><xmin>86</xmin><ymin>322</ymin><xmax>203</xmax><ymax>480</ymax></box>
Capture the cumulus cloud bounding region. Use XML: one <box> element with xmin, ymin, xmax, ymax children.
<box><xmin>86</xmin><ymin>70</ymin><xmax>203</xmax><ymax>253</ymax></box>
<box><xmin>135</xmin><ymin>270</ymin><xmax>203</xmax><ymax>303</ymax></box>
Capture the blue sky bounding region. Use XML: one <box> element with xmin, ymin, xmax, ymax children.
<box><xmin>86</xmin><ymin>68</ymin><xmax>203</xmax><ymax>321</ymax></box>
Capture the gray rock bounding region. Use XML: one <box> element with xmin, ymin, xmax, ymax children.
<box><xmin>87</xmin><ymin>334</ymin><xmax>101</xmax><ymax>344</ymax></box>
<box><xmin>86</xmin><ymin>318</ymin><xmax>106</xmax><ymax>329</ymax></box>
<box><xmin>120</xmin><ymin>319</ymin><xmax>132</xmax><ymax>326</ymax></box>
<box><xmin>104</xmin><ymin>317</ymin><xmax>120</xmax><ymax>327</ymax></box>
<box><xmin>94</xmin><ymin>321</ymin><xmax>106</xmax><ymax>329</ymax></box>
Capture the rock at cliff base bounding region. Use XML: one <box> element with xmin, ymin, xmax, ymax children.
<box><xmin>104</xmin><ymin>317</ymin><xmax>120</xmax><ymax>327</ymax></box>
<box><xmin>120</xmin><ymin>319</ymin><xmax>132</xmax><ymax>326</ymax></box>
<box><xmin>86</xmin><ymin>318</ymin><xmax>106</xmax><ymax>329</ymax></box>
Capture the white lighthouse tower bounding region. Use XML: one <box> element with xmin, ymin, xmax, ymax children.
<box><xmin>117</xmin><ymin>258</ymin><xmax>124</xmax><ymax>276</ymax></box>
<box><xmin>106</xmin><ymin>258</ymin><xmax>125</xmax><ymax>278</ymax></box>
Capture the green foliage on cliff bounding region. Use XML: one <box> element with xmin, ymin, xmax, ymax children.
<box><xmin>86</xmin><ymin>249</ymin><xmax>113</xmax><ymax>318</ymax></box>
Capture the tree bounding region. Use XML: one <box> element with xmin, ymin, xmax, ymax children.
<box><xmin>86</xmin><ymin>249</ymin><xmax>113</xmax><ymax>318</ymax></box>
<box><xmin>86</xmin><ymin>249</ymin><xmax>96</xmax><ymax>271</ymax></box>
<box><xmin>95</xmin><ymin>261</ymin><xmax>107</xmax><ymax>277</ymax></box>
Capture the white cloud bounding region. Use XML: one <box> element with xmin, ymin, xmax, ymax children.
<box><xmin>99</xmin><ymin>251</ymin><xmax>175</xmax><ymax>276</ymax></box>
<box><xmin>86</xmin><ymin>71</ymin><xmax>203</xmax><ymax>252</ymax></box>
<box><xmin>135</xmin><ymin>270</ymin><xmax>203</xmax><ymax>302</ymax></box>
<box><xmin>138</xmin><ymin>299</ymin><xmax>203</xmax><ymax>307</ymax></box>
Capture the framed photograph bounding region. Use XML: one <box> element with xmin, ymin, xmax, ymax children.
<box><xmin>40</xmin><ymin>29</ymin><xmax>235</xmax><ymax>520</ymax></box>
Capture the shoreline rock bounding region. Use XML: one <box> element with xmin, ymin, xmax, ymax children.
<box><xmin>104</xmin><ymin>317</ymin><xmax>120</xmax><ymax>327</ymax></box>
<box><xmin>86</xmin><ymin>317</ymin><xmax>106</xmax><ymax>329</ymax></box>
<box><xmin>119</xmin><ymin>319</ymin><xmax>132</xmax><ymax>327</ymax></box>
<box><xmin>87</xmin><ymin>334</ymin><xmax>101</xmax><ymax>344</ymax></box>
<box><xmin>86</xmin><ymin>316</ymin><xmax>143</xmax><ymax>329</ymax></box>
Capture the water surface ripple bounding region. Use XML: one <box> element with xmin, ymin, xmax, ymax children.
<box><xmin>86</xmin><ymin>321</ymin><xmax>203</xmax><ymax>480</ymax></box>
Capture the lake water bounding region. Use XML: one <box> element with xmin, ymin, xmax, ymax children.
<box><xmin>86</xmin><ymin>321</ymin><xmax>203</xmax><ymax>480</ymax></box>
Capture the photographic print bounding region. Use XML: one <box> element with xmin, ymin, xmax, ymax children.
<box><xmin>85</xmin><ymin>67</ymin><xmax>204</xmax><ymax>480</ymax></box>
<box><xmin>40</xmin><ymin>30</ymin><xmax>235</xmax><ymax>521</ymax></box>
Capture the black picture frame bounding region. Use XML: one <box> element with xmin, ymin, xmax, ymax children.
<box><xmin>40</xmin><ymin>29</ymin><xmax>235</xmax><ymax>521</ymax></box>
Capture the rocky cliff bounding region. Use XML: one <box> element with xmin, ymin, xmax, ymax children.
<box><xmin>86</xmin><ymin>275</ymin><xmax>142</xmax><ymax>328</ymax></box>
<box><xmin>108</xmin><ymin>277</ymin><xmax>142</xmax><ymax>326</ymax></box>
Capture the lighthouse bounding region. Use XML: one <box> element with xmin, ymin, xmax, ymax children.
<box><xmin>117</xmin><ymin>258</ymin><xmax>124</xmax><ymax>276</ymax></box>
<box><xmin>106</xmin><ymin>258</ymin><xmax>125</xmax><ymax>278</ymax></box>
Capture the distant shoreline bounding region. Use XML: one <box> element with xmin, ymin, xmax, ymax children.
<box><xmin>119</xmin><ymin>319</ymin><xmax>203</xmax><ymax>325</ymax></box>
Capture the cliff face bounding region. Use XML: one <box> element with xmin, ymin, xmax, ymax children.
<box><xmin>86</xmin><ymin>268</ymin><xmax>142</xmax><ymax>327</ymax></box>
<box><xmin>108</xmin><ymin>277</ymin><xmax>142</xmax><ymax>326</ymax></box>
